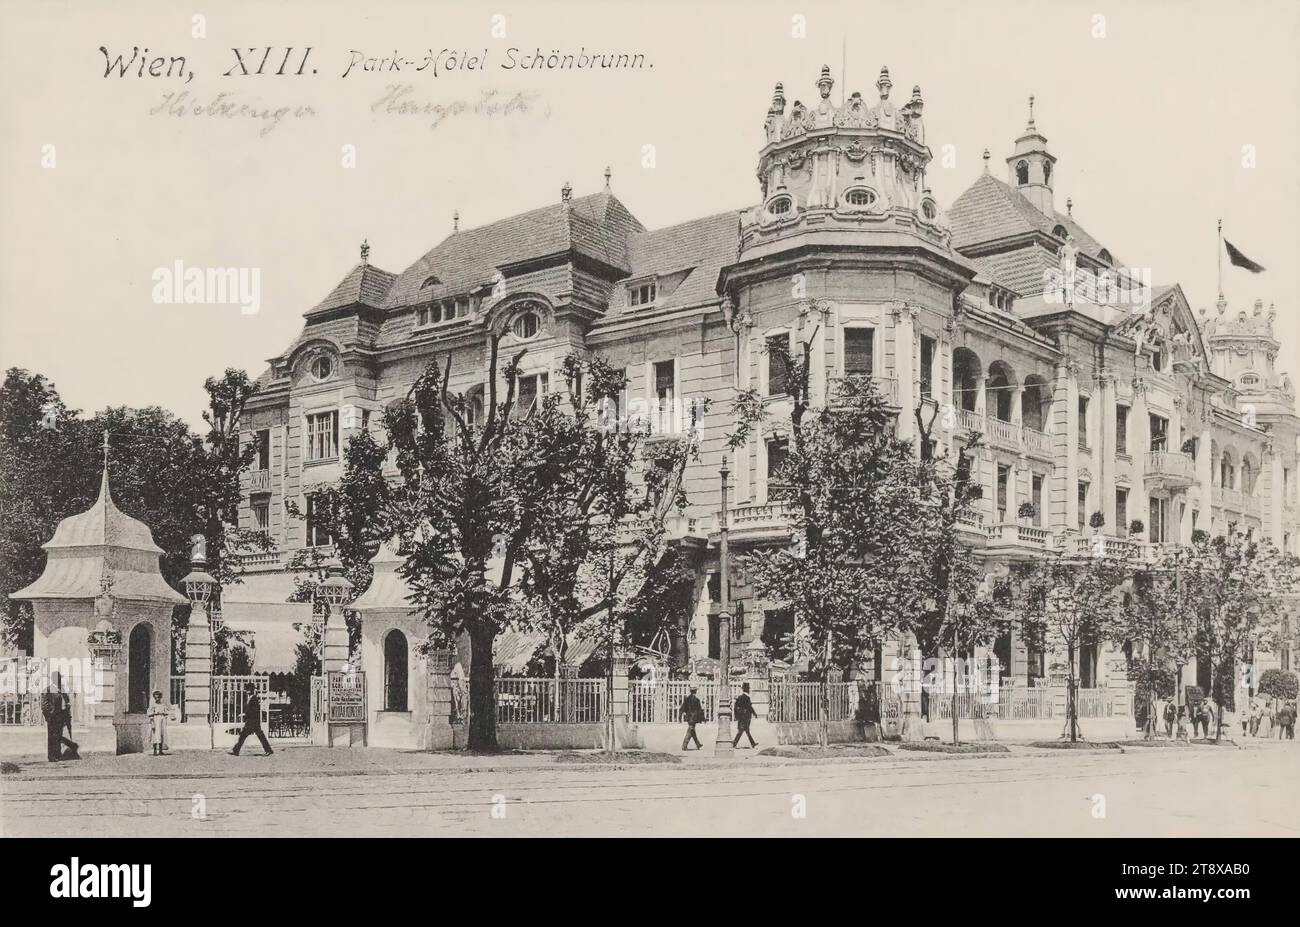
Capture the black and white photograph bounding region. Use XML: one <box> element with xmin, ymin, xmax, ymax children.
<box><xmin>0</xmin><ymin>0</ymin><xmax>1296</xmax><ymax>903</ymax></box>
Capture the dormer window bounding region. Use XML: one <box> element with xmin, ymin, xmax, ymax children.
<box><xmin>921</xmin><ymin>199</ymin><xmax>938</xmax><ymax>221</ymax></box>
<box><xmin>1240</xmin><ymin>374</ymin><xmax>1260</xmax><ymax>387</ymax></box>
<box><xmin>765</xmin><ymin>195</ymin><xmax>793</xmax><ymax>217</ymax></box>
<box><xmin>310</xmin><ymin>355</ymin><xmax>334</xmax><ymax>381</ymax></box>
<box><xmin>421</xmin><ymin>274</ymin><xmax>441</xmax><ymax>289</ymax></box>
<box><xmin>843</xmin><ymin>187</ymin><xmax>876</xmax><ymax>209</ymax></box>
<box><xmin>511</xmin><ymin>308</ymin><xmax>542</xmax><ymax>340</ymax></box>
<box><xmin>1098</xmin><ymin>248</ymin><xmax>1113</xmax><ymax>265</ymax></box>
<box><xmin>1015</xmin><ymin>160</ymin><xmax>1029</xmax><ymax>185</ymax></box>
<box><xmin>628</xmin><ymin>281</ymin><xmax>656</xmax><ymax>307</ymax></box>
<box><xmin>1052</xmin><ymin>224</ymin><xmax>1068</xmax><ymax>239</ymax></box>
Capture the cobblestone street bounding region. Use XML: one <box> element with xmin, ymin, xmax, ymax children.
<box><xmin>4</xmin><ymin>741</ymin><xmax>1296</xmax><ymax>838</ymax></box>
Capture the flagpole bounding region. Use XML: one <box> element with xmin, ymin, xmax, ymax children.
<box><xmin>1217</xmin><ymin>218</ymin><xmax>1223</xmax><ymax>297</ymax></box>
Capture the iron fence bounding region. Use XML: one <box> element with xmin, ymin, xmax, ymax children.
<box><xmin>494</xmin><ymin>677</ymin><xmax>605</xmax><ymax>723</ymax></box>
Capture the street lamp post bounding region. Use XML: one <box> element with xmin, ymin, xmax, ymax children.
<box><xmin>715</xmin><ymin>456</ymin><xmax>734</xmax><ymax>755</ymax></box>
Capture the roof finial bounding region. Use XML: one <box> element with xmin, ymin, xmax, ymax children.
<box><xmin>360</xmin><ymin>239</ymin><xmax>370</xmax><ymax>264</ymax></box>
<box><xmin>876</xmin><ymin>65</ymin><xmax>892</xmax><ymax>100</ymax></box>
<box><xmin>1066</xmin><ymin>196</ymin><xmax>1073</xmax><ymax>216</ymax></box>
<box><xmin>816</xmin><ymin>64</ymin><xmax>834</xmax><ymax>99</ymax></box>
<box><xmin>99</xmin><ymin>430</ymin><xmax>112</xmax><ymax>503</ymax></box>
<box><xmin>561</xmin><ymin>181</ymin><xmax>572</xmax><ymax>204</ymax></box>
<box><xmin>603</xmin><ymin>165</ymin><xmax>612</xmax><ymax>192</ymax></box>
<box><xmin>453</xmin><ymin>210</ymin><xmax>460</xmax><ymax>233</ymax></box>
<box><xmin>982</xmin><ymin>149</ymin><xmax>990</xmax><ymax>172</ymax></box>
<box><xmin>1027</xmin><ymin>94</ymin><xmax>1036</xmax><ymax>129</ymax></box>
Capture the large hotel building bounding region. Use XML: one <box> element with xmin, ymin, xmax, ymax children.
<box><xmin>233</xmin><ymin>64</ymin><xmax>1298</xmax><ymax>694</ymax></box>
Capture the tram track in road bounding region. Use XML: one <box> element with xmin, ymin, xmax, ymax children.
<box><xmin>2</xmin><ymin>747</ymin><xmax>1260</xmax><ymax>829</ymax></box>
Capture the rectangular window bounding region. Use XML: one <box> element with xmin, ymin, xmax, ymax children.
<box><xmin>628</xmin><ymin>281</ymin><xmax>656</xmax><ymax>307</ymax></box>
<box><xmin>1149</xmin><ymin>497</ymin><xmax>1167</xmax><ymax>543</ymax></box>
<box><xmin>1077</xmin><ymin>396</ymin><xmax>1090</xmax><ymax>449</ymax></box>
<box><xmin>361</xmin><ymin>410</ymin><xmax>371</xmax><ymax>433</ymax></box>
<box><xmin>653</xmin><ymin>360</ymin><xmax>675</xmax><ymax>433</ymax></box>
<box><xmin>843</xmin><ymin>327</ymin><xmax>874</xmax><ymax>379</ymax></box>
<box><xmin>996</xmin><ymin>464</ymin><xmax>1010</xmax><ymax>523</ymax></box>
<box><xmin>305</xmin><ymin>495</ymin><xmax>333</xmax><ymax>548</ymax></box>
<box><xmin>306</xmin><ymin>411</ymin><xmax>339</xmax><ymax>462</ymax></box>
<box><xmin>1115</xmin><ymin>488</ymin><xmax>1128</xmax><ymax>533</ymax></box>
<box><xmin>516</xmin><ymin>372</ymin><xmax>549</xmax><ymax>417</ymax></box>
<box><xmin>252</xmin><ymin>500</ymin><xmax>270</xmax><ymax>535</ymax></box>
<box><xmin>1149</xmin><ymin>414</ymin><xmax>1168</xmax><ymax>452</ymax></box>
<box><xmin>919</xmin><ymin>335</ymin><xmax>936</xmax><ymax>399</ymax></box>
<box><xmin>767</xmin><ymin>438</ymin><xmax>791</xmax><ymax>500</ymax></box>
<box><xmin>255</xmin><ymin>429</ymin><xmax>271</xmax><ymax>471</ymax></box>
<box><xmin>1031</xmin><ymin>474</ymin><xmax>1044</xmax><ymax>526</ymax></box>
<box><xmin>1115</xmin><ymin>405</ymin><xmax>1128</xmax><ymax>455</ymax></box>
<box><xmin>766</xmin><ymin>335</ymin><xmax>791</xmax><ymax>396</ymax></box>
<box><xmin>1077</xmin><ymin>481</ymin><xmax>1089</xmax><ymax>530</ymax></box>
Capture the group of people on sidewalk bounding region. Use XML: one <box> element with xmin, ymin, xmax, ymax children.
<box><xmin>679</xmin><ymin>682</ymin><xmax>759</xmax><ymax>751</ymax></box>
<box><xmin>1157</xmin><ymin>696</ymin><xmax>1297</xmax><ymax>741</ymax></box>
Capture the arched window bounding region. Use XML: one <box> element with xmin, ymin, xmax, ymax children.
<box><xmin>511</xmin><ymin>308</ymin><xmax>542</xmax><ymax>340</ymax></box>
<box><xmin>383</xmin><ymin>629</ymin><xmax>409</xmax><ymax>712</ymax></box>
<box><xmin>310</xmin><ymin>354</ymin><xmax>334</xmax><ymax>381</ymax></box>
<box><xmin>766</xmin><ymin>195</ymin><xmax>793</xmax><ymax>216</ymax></box>
<box><xmin>844</xmin><ymin>187</ymin><xmax>875</xmax><ymax>208</ymax></box>
<box><xmin>1042</xmin><ymin>162</ymin><xmax>1052</xmax><ymax>187</ymax></box>
<box><xmin>420</xmin><ymin>274</ymin><xmax>441</xmax><ymax>289</ymax></box>
<box><xmin>1052</xmin><ymin>224</ymin><xmax>1068</xmax><ymax>240</ymax></box>
<box><xmin>1015</xmin><ymin>160</ymin><xmax>1029</xmax><ymax>185</ymax></box>
<box><xmin>921</xmin><ymin>199</ymin><xmax>937</xmax><ymax>220</ymax></box>
<box><xmin>128</xmin><ymin>623</ymin><xmax>153</xmax><ymax>714</ymax></box>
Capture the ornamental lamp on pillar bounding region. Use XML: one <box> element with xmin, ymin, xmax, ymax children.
<box><xmin>317</xmin><ymin>560</ymin><xmax>354</xmax><ymax>676</ymax></box>
<box><xmin>180</xmin><ymin>535</ymin><xmax>218</xmax><ymax>741</ymax></box>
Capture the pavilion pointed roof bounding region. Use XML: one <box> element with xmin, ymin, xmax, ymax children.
<box><xmin>12</xmin><ymin>463</ymin><xmax>186</xmax><ymax>604</ymax></box>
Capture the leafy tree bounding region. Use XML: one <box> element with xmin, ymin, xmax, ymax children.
<box><xmin>0</xmin><ymin>367</ymin><xmax>267</xmax><ymax>668</ymax></box>
<box><xmin>731</xmin><ymin>334</ymin><xmax>952</xmax><ymax>746</ymax></box>
<box><xmin>1009</xmin><ymin>552</ymin><xmax>1132</xmax><ymax>742</ymax></box>
<box><xmin>329</xmin><ymin>341</ymin><xmax>695</xmax><ymax>750</ymax></box>
<box><xmin>1160</xmin><ymin>532</ymin><xmax>1298</xmax><ymax>740</ymax></box>
<box><xmin>1257</xmin><ymin>668</ymin><xmax>1298</xmax><ymax>702</ymax></box>
<box><xmin>1116</xmin><ymin>565</ymin><xmax>1199</xmax><ymax>738</ymax></box>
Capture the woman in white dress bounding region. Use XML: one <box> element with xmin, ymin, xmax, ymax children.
<box><xmin>147</xmin><ymin>689</ymin><xmax>169</xmax><ymax>756</ymax></box>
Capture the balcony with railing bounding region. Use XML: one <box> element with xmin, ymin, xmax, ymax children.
<box><xmin>986</xmin><ymin>522</ymin><xmax>1051</xmax><ymax>558</ymax></box>
<box><xmin>1144</xmin><ymin>450</ymin><xmax>1195</xmax><ymax>490</ymax></box>
<box><xmin>248</xmin><ymin>469</ymin><xmax>272</xmax><ymax>493</ymax></box>
<box><xmin>955</xmin><ymin>410</ymin><xmax>1053</xmax><ymax>460</ymax></box>
<box><xmin>726</xmin><ymin>500</ymin><xmax>796</xmax><ymax>542</ymax></box>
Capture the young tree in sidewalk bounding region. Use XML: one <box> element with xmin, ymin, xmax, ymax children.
<box><xmin>1115</xmin><ymin>565</ymin><xmax>1198</xmax><ymax>739</ymax></box>
<box><xmin>1008</xmin><ymin>552</ymin><xmax>1132</xmax><ymax>742</ymax></box>
<box><xmin>1160</xmin><ymin>531</ymin><xmax>1297</xmax><ymax>742</ymax></box>
<box><xmin>730</xmin><ymin>333</ymin><xmax>938</xmax><ymax>747</ymax></box>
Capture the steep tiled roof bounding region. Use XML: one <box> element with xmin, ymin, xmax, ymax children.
<box><xmin>623</xmin><ymin>210</ymin><xmax>742</xmax><ymax>309</ymax></box>
<box><xmin>950</xmin><ymin>173</ymin><xmax>1118</xmax><ymax>265</ymax></box>
<box><xmin>309</xmin><ymin>262</ymin><xmax>397</xmax><ymax>314</ymax></box>
<box><xmin>382</xmin><ymin>192</ymin><xmax>646</xmax><ymax>309</ymax></box>
<box><xmin>968</xmin><ymin>249</ymin><xmax>1055</xmax><ymax>298</ymax></box>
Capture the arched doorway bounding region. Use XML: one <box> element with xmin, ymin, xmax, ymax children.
<box><xmin>383</xmin><ymin>629</ymin><xmax>408</xmax><ymax>712</ymax></box>
<box><xmin>127</xmin><ymin>623</ymin><xmax>152</xmax><ymax>714</ymax></box>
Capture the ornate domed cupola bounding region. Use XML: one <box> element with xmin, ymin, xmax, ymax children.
<box><xmin>744</xmin><ymin>64</ymin><xmax>950</xmax><ymax>259</ymax></box>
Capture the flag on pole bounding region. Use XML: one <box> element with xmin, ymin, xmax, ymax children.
<box><xmin>1224</xmin><ymin>239</ymin><xmax>1266</xmax><ymax>273</ymax></box>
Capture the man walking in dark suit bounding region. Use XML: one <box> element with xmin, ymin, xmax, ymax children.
<box><xmin>229</xmin><ymin>682</ymin><xmax>273</xmax><ymax>756</ymax></box>
<box><xmin>732</xmin><ymin>681</ymin><xmax>759</xmax><ymax>748</ymax></box>
<box><xmin>680</xmin><ymin>685</ymin><xmax>705</xmax><ymax>750</ymax></box>
<box><xmin>40</xmin><ymin>672</ymin><xmax>79</xmax><ymax>762</ymax></box>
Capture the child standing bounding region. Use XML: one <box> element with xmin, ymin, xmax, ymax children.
<box><xmin>147</xmin><ymin>689</ymin><xmax>169</xmax><ymax>756</ymax></box>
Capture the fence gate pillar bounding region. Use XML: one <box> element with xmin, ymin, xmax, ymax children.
<box><xmin>611</xmin><ymin>655</ymin><xmax>631</xmax><ymax>720</ymax></box>
<box><xmin>183</xmin><ymin>610</ymin><xmax>212</xmax><ymax>727</ymax></box>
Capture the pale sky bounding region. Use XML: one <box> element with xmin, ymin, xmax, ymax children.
<box><xmin>2</xmin><ymin>0</ymin><xmax>1296</xmax><ymax>427</ymax></box>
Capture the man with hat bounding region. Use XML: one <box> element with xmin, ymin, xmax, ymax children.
<box><xmin>732</xmin><ymin>681</ymin><xmax>759</xmax><ymax>748</ymax></box>
<box><xmin>680</xmin><ymin>685</ymin><xmax>705</xmax><ymax>751</ymax></box>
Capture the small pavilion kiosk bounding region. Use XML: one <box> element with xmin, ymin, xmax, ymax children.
<box><xmin>351</xmin><ymin>541</ymin><xmax>453</xmax><ymax>750</ymax></box>
<box><xmin>11</xmin><ymin>444</ymin><xmax>186</xmax><ymax>754</ymax></box>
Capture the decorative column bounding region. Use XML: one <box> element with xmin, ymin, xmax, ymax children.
<box><xmin>1053</xmin><ymin>360</ymin><xmax>1078</xmax><ymax>532</ymax></box>
<box><xmin>1197</xmin><ymin>396</ymin><xmax>1213</xmax><ymax>535</ymax></box>
<box><xmin>1131</xmin><ymin>377</ymin><xmax>1150</xmax><ymax>539</ymax></box>
<box><xmin>1098</xmin><ymin>373</ymin><xmax>1117</xmax><ymax>534</ymax></box>
<box><xmin>1269</xmin><ymin>448</ymin><xmax>1285</xmax><ymax>545</ymax></box>
<box><xmin>892</xmin><ymin>302</ymin><xmax>917</xmax><ymax>445</ymax></box>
